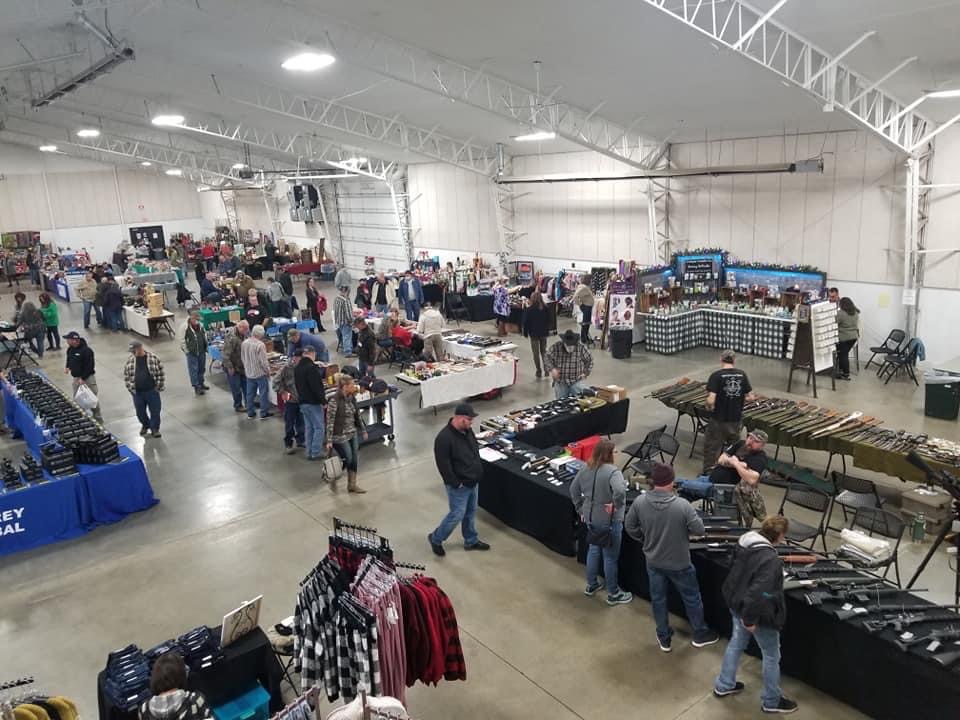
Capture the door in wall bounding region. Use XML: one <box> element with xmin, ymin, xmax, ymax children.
<box><xmin>130</xmin><ymin>225</ymin><xmax>166</xmax><ymax>260</ymax></box>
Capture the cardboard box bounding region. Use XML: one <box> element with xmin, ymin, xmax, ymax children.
<box><xmin>596</xmin><ymin>384</ymin><xmax>628</xmax><ymax>403</ymax></box>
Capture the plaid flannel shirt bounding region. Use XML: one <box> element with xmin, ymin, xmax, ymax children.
<box><xmin>334</xmin><ymin>295</ymin><xmax>353</xmax><ymax>327</ymax></box>
<box><xmin>543</xmin><ymin>341</ymin><xmax>593</xmax><ymax>385</ymax></box>
<box><xmin>123</xmin><ymin>352</ymin><xmax>165</xmax><ymax>393</ymax></box>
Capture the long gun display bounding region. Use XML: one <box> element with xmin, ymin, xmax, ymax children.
<box><xmin>788</xmin><ymin>565</ymin><xmax>875</xmax><ymax>581</ymax></box>
<box><xmin>863</xmin><ymin>610</ymin><xmax>960</xmax><ymax>633</ymax></box>
<box><xmin>932</xmin><ymin>646</ymin><xmax>960</xmax><ymax>668</ymax></box>
<box><xmin>893</xmin><ymin>625</ymin><xmax>960</xmax><ymax>652</ymax></box>
<box><xmin>835</xmin><ymin>602</ymin><xmax>958</xmax><ymax>622</ymax></box>
<box><xmin>804</xmin><ymin>585</ymin><xmax>918</xmax><ymax>607</ymax></box>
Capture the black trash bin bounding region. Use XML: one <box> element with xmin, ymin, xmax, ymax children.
<box><xmin>924</xmin><ymin>370</ymin><xmax>960</xmax><ymax>420</ymax></box>
<box><xmin>610</xmin><ymin>329</ymin><xmax>633</xmax><ymax>359</ymax></box>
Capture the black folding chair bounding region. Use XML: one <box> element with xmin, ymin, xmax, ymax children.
<box><xmin>826</xmin><ymin>471</ymin><xmax>883</xmax><ymax>532</ymax></box>
<box><xmin>446</xmin><ymin>294</ymin><xmax>471</xmax><ymax>326</ymax></box>
<box><xmin>864</xmin><ymin>329</ymin><xmax>905</xmax><ymax>371</ymax></box>
<box><xmin>878</xmin><ymin>339</ymin><xmax>920</xmax><ymax>386</ymax></box>
<box><xmin>776</xmin><ymin>482</ymin><xmax>832</xmax><ymax>551</ymax></box>
<box><xmin>1</xmin><ymin>334</ymin><xmax>39</xmax><ymax>370</ymax></box>
<box><xmin>619</xmin><ymin>424</ymin><xmax>667</xmax><ymax>471</ymax></box>
<box><xmin>688</xmin><ymin>406</ymin><xmax>710</xmax><ymax>458</ymax></box>
<box><xmin>842</xmin><ymin>507</ymin><xmax>906</xmax><ymax>587</ymax></box>
<box><xmin>627</xmin><ymin>433</ymin><xmax>680</xmax><ymax>477</ymax></box>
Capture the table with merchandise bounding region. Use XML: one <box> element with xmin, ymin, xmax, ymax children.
<box><xmin>122</xmin><ymin>307</ymin><xmax>176</xmax><ymax>339</ymax></box>
<box><xmin>198</xmin><ymin>305</ymin><xmax>242</xmax><ymax>329</ymax></box>
<box><xmin>0</xmin><ymin>371</ymin><xmax>156</xmax><ymax>556</ymax></box>
<box><xmin>641</xmin><ymin>305</ymin><xmax>796</xmax><ymax>357</ymax></box>
<box><xmin>395</xmin><ymin>354</ymin><xmax>517</xmax><ymax>409</ymax></box>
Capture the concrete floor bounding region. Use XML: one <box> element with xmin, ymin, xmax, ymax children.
<box><xmin>1</xmin><ymin>280</ymin><xmax>957</xmax><ymax>719</ymax></box>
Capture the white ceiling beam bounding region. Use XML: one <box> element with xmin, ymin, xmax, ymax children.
<box><xmin>180</xmin><ymin>1</ymin><xmax>663</xmax><ymax>170</ymax></box>
<box><xmin>640</xmin><ymin>0</ymin><xmax>931</xmax><ymax>155</ymax></box>
<box><xmin>844</xmin><ymin>56</ymin><xmax>917</xmax><ymax>110</ymax></box>
<box><xmin>910</xmin><ymin>112</ymin><xmax>960</xmax><ymax>153</ymax></box>
<box><xmin>732</xmin><ymin>0</ymin><xmax>792</xmax><ymax>50</ymax></box>
<box><xmin>804</xmin><ymin>31</ymin><xmax>875</xmax><ymax>89</ymax></box>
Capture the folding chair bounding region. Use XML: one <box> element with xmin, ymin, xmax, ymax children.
<box><xmin>619</xmin><ymin>424</ymin><xmax>667</xmax><ymax>471</ymax></box>
<box><xmin>842</xmin><ymin>507</ymin><xmax>906</xmax><ymax>587</ymax></box>
<box><xmin>1</xmin><ymin>335</ymin><xmax>39</xmax><ymax>370</ymax></box>
<box><xmin>878</xmin><ymin>339</ymin><xmax>920</xmax><ymax>386</ymax></box>
<box><xmin>776</xmin><ymin>482</ymin><xmax>832</xmax><ymax>551</ymax></box>
<box><xmin>375</xmin><ymin>338</ymin><xmax>394</xmax><ymax>364</ymax></box>
<box><xmin>826</xmin><ymin>471</ymin><xmax>883</xmax><ymax>532</ymax></box>
<box><xmin>687</xmin><ymin>406</ymin><xmax>710</xmax><ymax>459</ymax></box>
<box><xmin>446</xmin><ymin>294</ymin><xmax>471</xmax><ymax>326</ymax></box>
<box><xmin>627</xmin><ymin>433</ymin><xmax>679</xmax><ymax>477</ymax></box>
<box><xmin>864</xmin><ymin>329</ymin><xmax>905</xmax><ymax>371</ymax></box>
<box><xmin>708</xmin><ymin>483</ymin><xmax>740</xmax><ymax>523</ymax></box>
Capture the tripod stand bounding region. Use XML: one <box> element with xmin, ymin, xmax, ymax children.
<box><xmin>905</xmin><ymin>451</ymin><xmax>960</xmax><ymax>605</ymax></box>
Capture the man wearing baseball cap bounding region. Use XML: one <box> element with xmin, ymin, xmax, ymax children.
<box><xmin>625</xmin><ymin>463</ymin><xmax>718</xmax><ymax>652</ymax></box>
<box><xmin>714</xmin><ymin>430</ymin><xmax>770</xmax><ymax>527</ymax></box>
<box><xmin>428</xmin><ymin>402</ymin><xmax>490</xmax><ymax>556</ymax></box>
<box><xmin>63</xmin><ymin>331</ymin><xmax>103</xmax><ymax>423</ymax></box>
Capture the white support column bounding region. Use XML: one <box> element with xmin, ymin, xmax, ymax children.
<box><xmin>903</xmin><ymin>157</ymin><xmax>920</xmax><ymax>336</ymax></box>
<box><xmin>646</xmin><ymin>180</ymin><xmax>659</xmax><ymax>264</ymax></box>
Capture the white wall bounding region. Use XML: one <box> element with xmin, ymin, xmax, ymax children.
<box><xmin>0</xmin><ymin>143</ymin><xmax>204</xmax><ymax>262</ymax></box>
<box><xmin>408</xmin><ymin>163</ymin><xmax>499</xmax><ymax>255</ymax></box>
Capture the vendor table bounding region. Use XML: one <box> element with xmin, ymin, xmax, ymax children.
<box><xmin>1</xmin><ymin>381</ymin><xmax>157</xmax><ymax>556</ymax></box>
<box><xmin>199</xmin><ymin>305</ymin><xmax>242</xmax><ymax>329</ymax></box>
<box><xmin>617</xmin><ymin>537</ymin><xmax>960</xmax><ymax>719</ymax></box>
<box><xmin>442</xmin><ymin>335</ymin><xmax>517</xmax><ymax>360</ymax></box>
<box><xmin>478</xmin><ymin>399</ymin><xmax>630</xmax><ymax>556</ymax></box>
<box><xmin>96</xmin><ymin>626</ymin><xmax>284</xmax><ymax>720</ymax></box>
<box><xmin>396</xmin><ymin>357</ymin><xmax>517</xmax><ymax>409</ymax></box>
<box><xmin>283</xmin><ymin>262</ymin><xmax>324</xmax><ymax>275</ymax></box>
<box><xmin>446</xmin><ymin>293</ymin><xmax>495</xmax><ymax>322</ymax></box>
<box><xmin>44</xmin><ymin>272</ymin><xmax>85</xmax><ymax>303</ymax></box>
<box><xmin>642</xmin><ymin>307</ymin><xmax>794</xmax><ymax>358</ymax></box>
<box><xmin>122</xmin><ymin>308</ymin><xmax>176</xmax><ymax>339</ymax></box>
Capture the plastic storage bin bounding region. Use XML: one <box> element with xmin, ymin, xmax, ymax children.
<box><xmin>923</xmin><ymin>369</ymin><xmax>960</xmax><ymax>420</ymax></box>
<box><xmin>211</xmin><ymin>683</ymin><xmax>270</xmax><ymax>720</ymax></box>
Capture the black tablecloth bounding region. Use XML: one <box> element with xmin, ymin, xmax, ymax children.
<box><xmin>478</xmin><ymin>400</ymin><xmax>630</xmax><ymax>556</ymax></box>
<box><xmin>515</xmin><ymin>399</ymin><xmax>630</xmax><ymax>449</ymax></box>
<box><xmin>96</xmin><ymin>626</ymin><xmax>284</xmax><ymax>720</ymax></box>
<box><xmin>447</xmin><ymin>293</ymin><xmax>495</xmax><ymax>321</ymax></box>
<box><xmin>616</xmin><ymin>532</ymin><xmax>960</xmax><ymax>719</ymax></box>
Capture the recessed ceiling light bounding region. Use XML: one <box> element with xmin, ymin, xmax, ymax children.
<box><xmin>281</xmin><ymin>52</ymin><xmax>335</xmax><ymax>72</ymax></box>
<box><xmin>345</xmin><ymin>157</ymin><xmax>368</xmax><ymax>164</ymax></box>
<box><xmin>152</xmin><ymin>114</ymin><xmax>185</xmax><ymax>127</ymax></box>
<box><xmin>140</xmin><ymin>161</ymin><xmax>152</xmax><ymax>166</ymax></box>
<box><xmin>231</xmin><ymin>163</ymin><xmax>247</xmax><ymax>170</ymax></box>
<box><xmin>513</xmin><ymin>131</ymin><xmax>556</xmax><ymax>142</ymax></box>
<box><xmin>165</xmin><ymin>168</ymin><xmax>183</xmax><ymax>176</ymax></box>
<box><xmin>76</xmin><ymin>128</ymin><xmax>100</xmax><ymax>138</ymax></box>
<box><xmin>38</xmin><ymin>144</ymin><xmax>58</xmax><ymax>152</ymax></box>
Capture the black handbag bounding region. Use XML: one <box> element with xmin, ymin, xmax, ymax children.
<box><xmin>584</xmin><ymin>469</ymin><xmax>613</xmax><ymax>548</ymax></box>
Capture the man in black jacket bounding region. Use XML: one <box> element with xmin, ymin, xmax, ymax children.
<box><xmin>714</xmin><ymin>515</ymin><xmax>797</xmax><ymax>714</ymax></box>
<box><xmin>427</xmin><ymin>403</ymin><xmax>490</xmax><ymax>556</ymax></box>
<box><xmin>294</xmin><ymin>345</ymin><xmax>328</xmax><ymax>461</ymax></box>
<box><xmin>353</xmin><ymin>317</ymin><xmax>378</xmax><ymax>377</ymax></box>
<box><xmin>63</xmin><ymin>331</ymin><xmax>103</xmax><ymax>422</ymax></box>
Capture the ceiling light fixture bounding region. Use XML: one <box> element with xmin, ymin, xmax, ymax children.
<box><xmin>38</xmin><ymin>144</ymin><xmax>58</xmax><ymax>152</ymax></box>
<box><xmin>925</xmin><ymin>89</ymin><xmax>960</xmax><ymax>99</ymax></box>
<box><xmin>344</xmin><ymin>157</ymin><xmax>368</xmax><ymax>164</ymax></box>
<box><xmin>513</xmin><ymin>130</ymin><xmax>556</xmax><ymax>142</ymax></box>
<box><xmin>76</xmin><ymin>128</ymin><xmax>101</xmax><ymax>138</ymax></box>
<box><xmin>165</xmin><ymin>168</ymin><xmax>183</xmax><ymax>176</ymax></box>
<box><xmin>152</xmin><ymin>114</ymin><xmax>185</xmax><ymax>127</ymax></box>
<box><xmin>231</xmin><ymin>163</ymin><xmax>247</xmax><ymax>170</ymax></box>
<box><xmin>281</xmin><ymin>52</ymin><xmax>335</xmax><ymax>72</ymax></box>
<box><xmin>140</xmin><ymin>161</ymin><xmax>152</xmax><ymax>166</ymax></box>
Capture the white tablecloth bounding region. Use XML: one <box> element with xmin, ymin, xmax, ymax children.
<box><xmin>398</xmin><ymin>359</ymin><xmax>517</xmax><ymax>408</ymax></box>
<box><xmin>122</xmin><ymin>308</ymin><xmax>175</xmax><ymax>338</ymax></box>
<box><xmin>442</xmin><ymin>338</ymin><xmax>518</xmax><ymax>359</ymax></box>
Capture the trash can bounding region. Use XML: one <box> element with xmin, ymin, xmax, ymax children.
<box><xmin>610</xmin><ymin>329</ymin><xmax>633</xmax><ymax>359</ymax></box>
<box><xmin>923</xmin><ymin>369</ymin><xmax>960</xmax><ymax>420</ymax></box>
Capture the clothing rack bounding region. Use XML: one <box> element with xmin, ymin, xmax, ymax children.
<box><xmin>358</xmin><ymin>689</ymin><xmax>410</xmax><ymax>720</ymax></box>
<box><xmin>270</xmin><ymin>687</ymin><xmax>317</xmax><ymax>720</ymax></box>
<box><xmin>393</xmin><ymin>561</ymin><xmax>426</xmax><ymax>572</ymax></box>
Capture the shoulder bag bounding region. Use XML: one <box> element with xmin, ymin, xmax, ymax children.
<box><xmin>584</xmin><ymin>469</ymin><xmax>613</xmax><ymax>548</ymax></box>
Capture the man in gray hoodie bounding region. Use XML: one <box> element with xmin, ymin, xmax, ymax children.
<box><xmin>625</xmin><ymin>463</ymin><xmax>719</xmax><ymax>651</ymax></box>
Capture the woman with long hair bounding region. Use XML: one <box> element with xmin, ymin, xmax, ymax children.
<box><xmin>522</xmin><ymin>290</ymin><xmax>550</xmax><ymax>378</ymax></box>
<box><xmin>304</xmin><ymin>276</ymin><xmax>327</xmax><ymax>332</ymax></box>
<box><xmin>18</xmin><ymin>300</ymin><xmax>46</xmax><ymax>358</ymax></box>
<box><xmin>325</xmin><ymin>373</ymin><xmax>369</xmax><ymax>494</ymax></box>
<box><xmin>836</xmin><ymin>296</ymin><xmax>860</xmax><ymax>380</ymax></box>
<box><xmin>568</xmin><ymin>440</ymin><xmax>632</xmax><ymax>605</ymax></box>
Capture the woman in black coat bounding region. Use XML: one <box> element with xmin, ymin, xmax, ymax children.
<box><xmin>522</xmin><ymin>290</ymin><xmax>550</xmax><ymax>378</ymax></box>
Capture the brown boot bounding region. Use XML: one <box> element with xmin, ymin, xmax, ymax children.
<box><xmin>347</xmin><ymin>470</ymin><xmax>366</xmax><ymax>494</ymax></box>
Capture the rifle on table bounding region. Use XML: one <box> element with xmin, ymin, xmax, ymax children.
<box><xmin>863</xmin><ymin>608</ymin><xmax>960</xmax><ymax>633</ymax></box>
<box><xmin>834</xmin><ymin>600</ymin><xmax>951</xmax><ymax>621</ymax></box>
<box><xmin>788</xmin><ymin>565</ymin><xmax>870</xmax><ymax>581</ymax></box>
<box><xmin>805</xmin><ymin>584</ymin><xmax>916</xmax><ymax>607</ymax></box>
<box><xmin>932</xmin><ymin>645</ymin><xmax>960</xmax><ymax>668</ymax></box>
<box><xmin>893</xmin><ymin>625</ymin><xmax>960</xmax><ymax>652</ymax></box>
<box><xmin>784</xmin><ymin>574</ymin><xmax>881</xmax><ymax>592</ymax></box>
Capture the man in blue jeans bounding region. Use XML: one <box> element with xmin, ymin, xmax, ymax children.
<box><xmin>294</xmin><ymin>345</ymin><xmax>328</xmax><ymax>461</ymax></box>
<box><xmin>624</xmin><ymin>463</ymin><xmax>719</xmax><ymax>651</ymax></box>
<box><xmin>427</xmin><ymin>403</ymin><xmax>491</xmax><ymax>556</ymax></box>
<box><xmin>123</xmin><ymin>340</ymin><xmax>165</xmax><ymax>438</ymax></box>
<box><xmin>714</xmin><ymin>515</ymin><xmax>797</xmax><ymax>714</ymax></box>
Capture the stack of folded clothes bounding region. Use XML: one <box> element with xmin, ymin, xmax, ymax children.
<box><xmin>103</xmin><ymin>645</ymin><xmax>151</xmax><ymax>712</ymax></box>
<box><xmin>177</xmin><ymin>626</ymin><xmax>224</xmax><ymax>670</ymax></box>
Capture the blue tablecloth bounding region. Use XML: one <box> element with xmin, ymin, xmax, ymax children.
<box><xmin>0</xmin><ymin>378</ymin><xmax>158</xmax><ymax>557</ymax></box>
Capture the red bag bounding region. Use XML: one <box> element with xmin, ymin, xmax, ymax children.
<box><xmin>317</xmin><ymin>294</ymin><xmax>328</xmax><ymax>314</ymax></box>
<box><xmin>566</xmin><ymin>435</ymin><xmax>602</xmax><ymax>461</ymax></box>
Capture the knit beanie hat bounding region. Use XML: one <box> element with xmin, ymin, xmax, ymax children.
<box><xmin>651</xmin><ymin>463</ymin><xmax>675</xmax><ymax>487</ymax></box>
